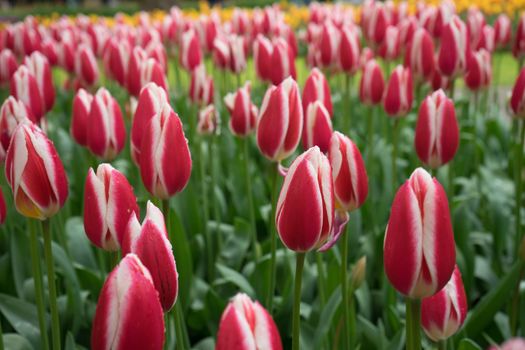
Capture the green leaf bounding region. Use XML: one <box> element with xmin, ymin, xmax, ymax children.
<box><xmin>65</xmin><ymin>217</ymin><xmax>97</xmax><ymax>270</ymax></box>
<box><xmin>313</xmin><ymin>286</ymin><xmax>341</xmax><ymax>349</ymax></box>
<box><xmin>10</xmin><ymin>226</ymin><xmax>30</xmax><ymax>299</ymax></box>
<box><xmin>2</xmin><ymin>334</ymin><xmax>33</xmax><ymax>350</ymax></box>
<box><xmin>192</xmin><ymin>337</ymin><xmax>215</xmax><ymax>350</ymax></box>
<box><xmin>0</xmin><ymin>293</ymin><xmax>45</xmax><ymax>349</ymax></box>
<box><xmin>216</xmin><ymin>263</ymin><xmax>255</xmax><ymax>297</ymax></box>
<box><xmin>458</xmin><ymin>338</ymin><xmax>482</xmax><ymax>350</ymax></box>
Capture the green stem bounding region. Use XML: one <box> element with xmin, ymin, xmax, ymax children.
<box><xmin>344</xmin><ymin>74</ymin><xmax>351</xmax><ymax>134</ymax></box>
<box><xmin>392</xmin><ymin>118</ymin><xmax>401</xmax><ymax>190</ymax></box>
<box><xmin>41</xmin><ymin>220</ymin><xmax>61</xmax><ymax>350</ymax></box>
<box><xmin>199</xmin><ymin>137</ymin><xmax>213</xmax><ymax>279</ymax></box>
<box><xmin>316</xmin><ymin>254</ymin><xmax>326</xmax><ymax>305</ymax></box>
<box><xmin>243</xmin><ymin>137</ymin><xmax>259</xmax><ymax>261</ymax></box>
<box><xmin>405</xmin><ymin>298</ymin><xmax>421</xmax><ymax>350</ymax></box>
<box><xmin>515</xmin><ymin>120</ymin><xmax>525</xmax><ymax>257</ymax></box>
<box><xmin>448</xmin><ymin>162</ymin><xmax>455</xmax><ymax>206</ymax></box>
<box><xmin>292</xmin><ymin>253</ymin><xmax>306</xmax><ymax>350</ymax></box>
<box><xmin>173</xmin><ymin>302</ymin><xmax>187</xmax><ymax>350</ymax></box>
<box><xmin>29</xmin><ymin>220</ymin><xmax>49</xmax><ymax>350</ymax></box>
<box><xmin>473</xmin><ymin>93</ymin><xmax>480</xmax><ymax>172</ymax></box>
<box><xmin>366</xmin><ymin>106</ymin><xmax>375</xmax><ymax>161</ymax></box>
<box><xmin>430</xmin><ymin>168</ymin><xmax>437</xmax><ymax>179</ymax></box>
<box><xmin>266</xmin><ymin>164</ymin><xmax>279</xmax><ymax>313</ymax></box>
<box><xmin>438</xmin><ymin>340</ymin><xmax>447</xmax><ymax>350</ymax></box>
<box><xmin>341</xmin><ymin>226</ymin><xmax>351</xmax><ymax>350</ymax></box>
<box><xmin>211</xmin><ymin>133</ymin><xmax>222</xmax><ymax>259</ymax></box>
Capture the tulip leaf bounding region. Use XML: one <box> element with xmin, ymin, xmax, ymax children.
<box><xmin>216</xmin><ymin>263</ymin><xmax>255</xmax><ymax>297</ymax></box>
<box><xmin>0</xmin><ymin>293</ymin><xmax>45</xmax><ymax>349</ymax></box>
<box><xmin>458</xmin><ymin>338</ymin><xmax>482</xmax><ymax>350</ymax></box>
<box><xmin>10</xmin><ymin>226</ymin><xmax>30</xmax><ymax>299</ymax></box>
<box><xmin>313</xmin><ymin>286</ymin><xmax>341</xmax><ymax>349</ymax></box>
<box><xmin>64</xmin><ymin>217</ymin><xmax>97</xmax><ymax>270</ymax></box>
<box><xmin>2</xmin><ymin>334</ymin><xmax>33</xmax><ymax>350</ymax></box>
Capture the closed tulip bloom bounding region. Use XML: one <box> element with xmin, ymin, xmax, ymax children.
<box><xmin>197</xmin><ymin>104</ymin><xmax>218</xmax><ymax>135</ymax></box>
<box><xmin>5</xmin><ymin>120</ymin><xmax>68</xmax><ymax>220</ymax></box>
<box><xmin>302</xmin><ymin>68</ymin><xmax>333</xmax><ymax>117</ymax></box>
<box><xmin>91</xmin><ymin>254</ymin><xmax>165</xmax><ymax>350</ymax></box>
<box><xmin>253</xmin><ymin>35</ymin><xmax>273</xmax><ymax>82</ymax></box>
<box><xmin>212</xmin><ymin>36</ymin><xmax>231</xmax><ymax>70</ymax></box>
<box><xmin>365</xmin><ymin>2</ymin><xmax>390</xmax><ymax>46</ymax></box>
<box><xmin>404</xmin><ymin>28</ymin><xmax>435</xmax><ymax>84</ymax></box>
<box><xmin>224</xmin><ymin>82</ymin><xmax>258</xmax><ymax>137</ymax></box>
<box><xmin>87</xmin><ymin>88</ymin><xmax>126</xmax><ymax>160</ymax></box>
<box><xmin>302</xmin><ymin>101</ymin><xmax>333</xmax><ymax>153</ymax></box>
<box><xmin>276</xmin><ymin>146</ymin><xmax>334</xmax><ymax>252</ymax></box>
<box><xmin>57</xmin><ymin>38</ymin><xmax>76</xmax><ymax>73</ymax></box>
<box><xmin>140</xmin><ymin>58</ymin><xmax>168</xmax><ymax>94</ymax></box>
<box><xmin>466</xmin><ymin>8</ymin><xmax>486</xmax><ymax>50</ymax></box>
<box><xmin>23</xmin><ymin>52</ymin><xmax>55</xmax><ymax>114</ymax></box>
<box><xmin>489</xmin><ymin>339</ymin><xmax>525</xmax><ymax>350</ymax></box>
<box><xmin>398</xmin><ymin>16</ymin><xmax>418</xmax><ymax>46</ymax></box>
<box><xmin>378</xmin><ymin>26</ymin><xmax>400</xmax><ymax>61</ymax></box>
<box><xmin>339</xmin><ymin>26</ymin><xmax>361</xmax><ymax>75</ymax></box>
<box><xmin>146</xmin><ymin>41</ymin><xmax>168</xmax><ymax>73</ymax></box>
<box><xmin>40</xmin><ymin>38</ymin><xmax>58</xmax><ymax>67</ymax></box>
<box><xmin>123</xmin><ymin>202</ymin><xmax>178</xmax><ymax>312</ymax></box>
<box><xmin>421</xmin><ymin>265</ymin><xmax>467</xmax><ymax>342</ymax></box>
<box><xmin>384</xmin><ymin>65</ymin><xmax>413</xmax><ymax>117</ymax></box>
<box><xmin>229</xmin><ymin>35</ymin><xmax>247</xmax><ymax>74</ymax></box>
<box><xmin>317</xmin><ymin>21</ymin><xmax>340</xmax><ymax>68</ymax></box>
<box><xmin>216</xmin><ymin>293</ymin><xmax>283</xmax><ymax>350</ymax></box>
<box><xmin>180</xmin><ymin>29</ymin><xmax>202</xmax><ymax>71</ymax></box>
<box><xmin>384</xmin><ymin>168</ymin><xmax>456</xmax><ymax>298</ymax></box>
<box><xmin>140</xmin><ymin>104</ymin><xmax>192</xmax><ymax>199</ymax></box>
<box><xmin>75</xmin><ymin>44</ymin><xmax>98</xmax><ymax>87</ymax></box>
<box><xmin>70</xmin><ymin>88</ymin><xmax>93</xmax><ymax>146</ymax></box>
<box><xmin>189</xmin><ymin>64</ymin><xmax>214</xmax><ymax>106</ymax></box>
<box><xmin>415</xmin><ymin>90</ymin><xmax>459</xmax><ymax>168</ymax></box>
<box><xmin>270</xmin><ymin>38</ymin><xmax>296</xmax><ymax>86</ymax></box>
<box><xmin>0</xmin><ymin>97</ymin><xmax>31</xmax><ymax>161</ymax></box>
<box><xmin>510</xmin><ymin>67</ymin><xmax>525</xmax><ymax>118</ymax></box>
<box><xmin>359</xmin><ymin>59</ymin><xmax>384</xmax><ymax>106</ymax></box>
<box><xmin>127</xmin><ymin>46</ymin><xmax>148</xmax><ymax>97</ymax></box>
<box><xmin>329</xmin><ymin>131</ymin><xmax>368</xmax><ymax>212</ymax></box>
<box><xmin>494</xmin><ymin>14</ymin><xmax>511</xmax><ymax>49</ymax></box>
<box><xmin>0</xmin><ymin>49</ymin><xmax>18</xmax><ymax>86</ymax></box>
<box><xmin>477</xmin><ymin>25</ymin><xmax>495</xmax><ymax>53</ymax></box>
<box><xmin>256</xmin><ymin>77</ymin><xmax>303</xmax><ymax>162</ymax></box>
<box><xmin>84</xmin><ymin>163</ymin><xmax>139</xmax><ymax>251</ymax></box>
<box><xmin>465</xmin><ymin>49</ymin><xmax>492</xmax><ymax>91</ymax></box>
<box><xmin>131</xmin><ymin>82</ymin><xmax>170</xmax><ymax>164</ymax></box>
<box><xmin>11</xmin><ymin>65</ymin><xmax>44</xmax><ymax>123</ymax></box>
<box><xmin>438</xmin><ymin>16</ymin><xmax>469</xmax><ymax>78</ymax></box>
<box><xmin>104</xmin><ymin>39</ymin><xmax>130</xmax><ymax>87</ymax></box>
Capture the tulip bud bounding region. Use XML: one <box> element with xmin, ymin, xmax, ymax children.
<box><xmin>123</xmin><ymin>202</ymin><xmax>178</xmax><ymax>312</ymax></box>
<box><xmin>0</xmin><ymin>49</ymin><xmax>18</xmax><ymax>86</ymax></box>
<box><xmin>253</xmin><ymin>34</ymin><xmax>273</xmax><ymax>83</ymax></box>
<box><xmin>489</xmin><ymin>338</ymin><xmax>525</xmax><ymax>350</ymax></box>
<box><xmin>70</xmin><ymin>88</ymin><xmax>93</xmax><ymax>147</ymax></box>
<box><xmin>359</xmin><ymin>59</ymin><xmax>384</xmax><ymax>106</ymax></box>
<box><xmin>180</xmin><ymin>29</ymin><xmax>202</xmax><ymax>71</ymax></box>
<box><xmin>404</xmin><ymin>28</ymin><xmax>435</xmax><ymax>84</ymax></box>
<box><xmin>140</xmin><ymin>104</ymin><xmax>192</xmax><ymax>199</ymax></box>
<box><xmin>57</xmin><ymin>38</ymin><xmax>76</xmax><ymax>73</ymax></box>
<box><xmin>84</xmin><ymin>163</ymin><xmax>139</xmax><ymax>251</ymax></box>
<box><xmin>398</xmin><ymin>17</ymin><xmax>418</xmax><ymax>46</ymax></box>
<box><xmin>216</xmin><ymin>293</ymin><xmax>283</xmax><ymax>350</ymax></box>
<box><xmin>127</xmin><ymin>46</ymin><xmax>148</xmax><ymax>97</ymax></box>
<box><xmin>146</xmin><ymin>41</ymin><xmax>168</xmax><ymax>73</ymax></box>
<box><xmin>384</xmin><ymin>168</ymin><xmax>456</xmax><ymax>298</ymax></box>
<box><xmin>438</xmin><ymin>16</ymin><xmax>470</xmax><ymax>78</ymax></box>
<box><xmin>421</xmin><ymin>265</ymin><xmax>467</xmax><ymax>341</ymax></box>
<box><xmin>302</xmin><ymin>101</ymin><xmax>333</xmax><ymax>153</ymax></box>
<box><xmin>224</xmin><ymin>83</ymin><xmax>257</xmax><ymax>138</ymax></box>
<box><xmin>23</xmin><ymin>52</ymin><xmax>55</xmax><ymax>114</ymax></box>
<box><xmin>189</xmin><ymin>64</ymin><xmax>214</xmax><ymax>106</ymax></box>
<box><xmin>329</xmin><ymin>132</ymin><xmax>368</xmax><ymax>212</ymax></box>
<box><xmin>256</xmin><ymin>77</ymin><xmax>303</xmax><ymax>162</ymax></box>
<box><xmin>104</xmin><ymin>38</ymin><xmax>130</xmax><ymax>87</ymax></box>
<box><xmin>229</xmin><ymin>34</ymin><xmax>247</xmax><ymax>74</ymax></box>
<box><xmin>212</xmin><ymin>36</ymin><xmax>231</xmax><ymax>70</ymax></box>
<box><xmin>350</xmin><ymin>256</ymin><xmax>367</xmax><ymax>290</ymax></box>
<box><xmin>197</xmin><ymin>104</ymin><xmax>218</xmax><ymax>135</ymax></box>
<box><xmin>365</xmin><ymin>2</ymin><xmax>390</xmax><ymax>46</ymax></box>
<box><xmin>40</xmin><ymin>38</ymin><xmax>58</xmax><ymax>67</ymax></box>
<box><xmin>5</xmin><ymin>120</ymin><xmax>68</xmax><ymax>220</ymax></box>
<box><xmin>383</xmin><ymin>65</ymin><xmax>413</xmax><ymax>117</ymax></box>
<box><xmin>140</xmin><ymin>58</ymin><xmax>168</xmax><ymax>94</ymax></box>
<box><xmin>510</xmin><ymin>67</ymin><xmax>525</xmax><ymax>118</ymax></box>
<box><xmin>339</xmin><ymin>26</ymin><xmax>361</xmax><ymax>75</ymax></box>
<box><xmin>465</xmin><ymin>49</ymin><xmax>492</xmax><ymax>92</ymax></box>
<box><xmin>91</xmin><ymin>254</ymin><xmax>165</xmax><ymax>350</ymax></box>
<box><xmin>302</xmin><ymin>68</ymin><xmax>333</xmax><ymax>117</ymax></box>
<box><xmin>87</xmin><ymin>88</ymin><xmax>126</xmax><ymax>160</ymax></box>
<box><xmin>270</xmin><ymin>38</ymin><xmax>296</xmax><ymax>86</ymax></box>
<box><xmin>131</xmin><ymin>82</ymin><xmax>170</xmax><ymax>164</ymax></box>
<box><xmin>276</xmin><ymin>147</ymin><xmax>334</xmax><ymax>252</ymax></box>
<box><xmin>317</xmin><ymin>21</ymin><xmax>340</xmax><ymax>68</ymax></box>
<box><xmin>75</xmin><ymin>44</ymin><xmax>98</xmax><ymax>87</ymax></box>
<box><xmin>0</xmin><ymin>96</ymin><xmax>31</xmax><ymax>162</ymax></box>
<box><xmin>477</xmin><ymin>25</ymin><xmax>495</xmax><ymax>53</ymax></box>
<box><xmin>11</xmin><ymin>66</ymin><xmax>44</xmax><ymax>123</ymax></box>
<box><xmin>415</xmin><ymin>90</ymin><xmax>459</xmax><ymax>168</ymax></box>
<box><xmin>467</xmin><ymin>8</ymin><xmax>486</xmax><ymax>50</ymax></box>
<box><xmin>494</xmin><ymin>14</ymin><xmax>511</xmax><ymax>49</ymax></box>
<box><xmin>378</xmin><ymin>26</ymin><xmax>400</xmax><ymax>61</ymax></box>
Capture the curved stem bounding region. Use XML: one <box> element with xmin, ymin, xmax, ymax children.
<box><xmin>41</xmin><ymin>219</ymin><xmax>61</xmax><ymax>350</ymax></box>
<box><xmin>405</xmin><ymin>298</ymin><xmax>421</xmax><ymax>350</ymax></box>
<box><xmin>243</xmin><ymin>137</ymin><xmax>258</xmax><ymax>261</ymax></box>
<box><xmin>29</xmin><ymin>220</ymin><xmax>49</xmax><ymax>350</ymax></box>
<box><xmin>292</xmin><ymin>253</ymin><xmax>306</xmax><ymax>350</ymax></box>
<box><xmin>266</xmin><ymin>164</ymin><xmax>279</xmax><ymax>313</ymax></box>
<box><xmin>341</xmin><ymin>227</ymin><xmax>351</xmax><ymax>350</ymax></box>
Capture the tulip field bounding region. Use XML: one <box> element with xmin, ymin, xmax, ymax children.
<box><xmin>5</xmin><ymin>1</ymin><xmax>525</xmax><ymax>349</ymax></box>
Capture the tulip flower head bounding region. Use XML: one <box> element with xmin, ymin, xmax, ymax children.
<box><xmin>10</xmin><ymin>65</ymin><xmax>44</xmax><ymax>123</ymax></box>
<box><xmin>75</xmin><ymin>44</ymin><xmax>99</xmax><ymax>87</ymax></box>
<box><xmin>404</xmin><ymin>28</ymin><xmax>435</xmax><ymax>84</ymax></box>
<box><xmin>197</xmin><ymin>104</ymin><xmax>218</xmax><ymax>135</ymax></box>
<box><xmin>510</xmin><ymin>67</ymin><xmax>525</xmax><ymax>118</ymax></box>
<box><xmin>70</xmin><ymin>88</ymin><xmax>93</xmax><ymax>147</ymax></box>
<box><xmin>302</xmin><ymin>101</ymin><xmax>333</xmax><ymax>153</ymax></box>
<box><xmin>0</xmin><ymin>96</ymin><xmax>32</xmax><ymax>161</ymax></box>
<box><xmin>302</xmin><ymin>68</ymin><xmax>333</xmax><ymax>117</ymax></box>
<box><xmin>438</xmin><ymin>16</ymin><xmax>469</xmax><ymax>78</ymax></box>
<box><xmin>465</xmin><ymin>49</ymin><xmax>492</xmax><ymax>91</ymax></box>
<box><xmin>359</xmin><ymin>59</ymin><xmax>385</xmax><ymax>106</ymax></box>
<box><xmin>224</xmin><ymin>82</ymin><xmax>258</xmax><ymax>137</ymax></box>
<box><xmin>339</xmin><ymin>26</ymin><xmax>361</xmax><ymax>75</ymax></box>
<box><xmin>494</xmin><ymin>14</ymin><xmax>511</xmax><ymax>49</ymax></box>
<box><xmin>0</xmin><ymin>49</ymin><xmax>18</xmax><ymax>86</ymax></box>
<box><xmin>383</xmin><ymin>65</ymin><xmax>413</xmax><ymax>117</ymax></box>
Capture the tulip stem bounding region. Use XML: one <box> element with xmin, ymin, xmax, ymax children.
<box><xmin>29</xmin><ymin>220</ymin><xmax>49</xmax><ymax>350</ymax></box>
<box><xmin>211</xmin><ymin>133</ymin><xmax>222</xmax><ymax>258</ymax></box>
<box><xmin>266</xmin><ymin>164</ymin><xmax>279</xmax><ymax>313</ymax></box>
<box><xmin>367</xmin><ymin>106</ymin><xmax>375</xmax><ymax>161</ymax></box>
<box><xmin>341</xmin><ymin>226</ymin><xmax>352</xmax><ymax>350</ymax></box>
<box><xmin>515</xmin><ymin>120</ymin><xmax>525</xmax><ymax>258</ymax></box>
<box><xmin>174</xmin><ymin>303</ymin><xmax>187</xmax><ymax>350</ymax></box>
<box><xmin>345</xmin><ymin>74</ymin><xmax>351</xmax><ymax>135</ymax></box>
<box><xmin>198</xmin><ymin>138</ymin><xmax>213</xmax><ymax>280</ymax></box>
<box><xmin>438</xmin><ymin>340</ymin><xmax>447</xmax><ymax>350</ymax></box>
<box><xmin>392</xmin><ymin>118</ymin><xmax>401</xmax><ymax>190</ymax></box>
<box><xmin>242</xmin><ymin>137</ymin><xmax>259</xmax><ymax>261</ymax></box>
<box><xmin>292</xmin><ymin>253</ymin><xmax>306</xmax><ymax>350</ymax></box>
<box><xmin>316</xmin><ymin>254</ymin><xmax>326</xmax><ymax>305</ymax></box>
<box><xmin>41</xmin><ymin>219</ymin><xmax>61</xmax><ymax>350</ymax></box>
<box><xmin>405</xmin><ymin>298</ymin><xmax>421</xmax><ymax>350</ymax></box>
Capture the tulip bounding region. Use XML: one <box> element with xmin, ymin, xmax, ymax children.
<box><xmin>384</xmin><ymin>167</ymin><xmax>456</xmax><ymax>298</ymax></box>
<box><xmin>302</xmin><ymin>68</ymin><xmax>333</xmax><ymax>117</ymax></box>
<box><xmin>378</xmin><ymin>26</ymin><xmax>400</xmax><ymax>61</ymax></box>
<box><xmin>0</xmin><ymin>96</ymin><xmax>31</xmax><ymax>162</ymax></box>
<box><xmin>359</xmin><ymin>59</ymin><xmax>385</xmax><ymax>106</ymax></box>
<box><xmin>127</xmin><ymin>46</ymin><xmax>148</xmax><ymax>97</ymax></box>
<box><xmin>70</xmin><ymin>88</ymin><xmax>93</xmax><ymax>147</ymax></box>
<box><xmin>139</xmin><ymin>104</ymin><xmax>192</xmax><ymax>199</ymax></box>
<box><xmin>91</xmin><ymin>254</ymin><xmax>165</xmax><ymax>350</ymax></box>
<box><xmin>212</xmin><ymin>36</ymin><xmax>231</xmax><ymax>70</ymax></box>
<box><xmin>5</xmin><ymin>120</ymin><xmax>68</xmax><ymax>220</ymax></box>
<box><xmin>276</xmin><ymin>146</ymin><xmax>334</xmax><ymax>252</ymax></box>
<box><xmin>23</xmin><ymin>52</ymin><xmax>55</xmax><ymax>114</ymax></box>
<box><xmin>253</xmin><ymin>35</ymin><xmax>273</xmax><ymax>82</ymax></box>
<box><xmin>189</xmin><ymin>64</ymin><xmax>214</xmax><ymax>106</ymax></box>
<box><xmin>10</xmin><ymin>66</ymin><xmax>43</xmax><ymax>123</ymax></box>
<box><xmin>510</xmin><ymin>67</ymin><xmax>525</xmax><ymax>118</ymax></box>
<box><xmin>398</xmin><ymin>16</ymin><xmax>418</xmax><ymax>46</ymax></box>
<box><xmin>302</xmin><ymin>101</ymin><xmax>333</xmax><ymax>153</ymax></box>
<box><xmin>146</xmin><ymin>41</ymin><xmax>168</xmax><ymax>73</ymax></box>
<box><xmin>256</xmin><ymin>77</ymin><xmax>303</xmax><ymax>162</ymax></box>
<box><xmin>270</xmin><ymin>38</ymin><xmax>296</xmax><ymax>86</ymax></box>
<box><xmin>489</xmin><ymin>338</ymin><xmax>525</xmax><ymax>350</ymax></box>
<box><xmin>477</xmin><ymin>25</ymin><xmax>495</xmax><ymax>53</ymax></box>
<box><xmin>339</xmin><ymin>26</ymin><xmax>361</xmax><ymax>75</ymax></box>
<box><xmin>224</xmin><ymin>82</ymin><xmax>258</xmax><ymax>137</ymax></box>
<box><xmin>123</xmin><ymin>201</ymin><xmax>178</xmax><ymax>312</ymax></box>
<box><xmin>216</xmin><ymin>293</ymin><xmax>283</xmax><ymax>350</ymax></box>
<box><xmin>465</xmin><ymin>49</ymin><xmax>492</xmax><ymax>92</ymax></box>
<box><xmin>57</xmin><ymin>37</ymin><xmax>76</xmax><ymax>73</ymax></box>
<box><xmin>421</xmin><ymin>265</ymin><xmax>467</xmax><ymax>342</ymax></box>
<box><xmin>494</xmin><ymin>14</ymin><xmax>511</xmax><ymax>49</ymax></box>
<box><xmin>104</xmin><ymin>38</ymin><xmax>130</xmax><ymax>87</ymax></box>
<box><xmin>197</xmin><ymin>104</ymin><xmax>218</xmax><ymax>135</ymax></box>
<box><xmin>404</xmin><ymin>28</ymin><xmax>435</xmax><ymax>84</ymax></box>
<box><xmin>438</xmin><ymin>16</ymin><xmax>469</xmax><ymax>78</ymax></box>
<box><xmin>329</xmin><ymin>131</ymin><xmax>368</xmax><ymax>212</ymax></box>
<box><xmin>87</xmin><ymin>88</ymin><xmax>126</xmax><ymax>160</ymax></box>
<box><xmin>84</xmin><ymin>163</ymin><xmax>139</xmax><ymax>251</ymax></box>
<box><xmin>0</xmin><ymin>49</ymin><xmax>18</xmax><ymax>86</ymax></box>
<box><xmin>131</xmin><ymin>82</ymin><xmax>170</xmax><ymax>164</ymax></box>
<box><xmin>414</xmin><ymin>90</ymin><xmax>459</xmax><ymax>168</ymax></box>
<box><xmin>180</xmin><ymin>29</ymin><xmax>202</xmax><ymax>71</ymax></box>
<box><xmin>383</xmin><ymin>65</ymin><xmax>413</xmax><ymax>117</ymax></box>
<box><xmin>140</xmin><ymin>58</ymin><xmax>169</xmax><ymax>94</ymax></box>
<box><xmin>229</xmin><ymin>35</ymin><xmax>247</xmax><ymax>74</ymax></box>
<box><xmin>75</xmin><ymin>44</ymin><xmax>98</xmax><ymax>87</ymax></box>
<box><xmin>365</xmin><ymin>2</ymin><xmax>389</xmax><ymax>46</ymax></box>
<box><xmin>40</xmin><ymin>39</ymin><xmax>59</xmax><ymax>67</ymax></box>
<box><xmin>316</xmin><ymin>21</ymin><xmax>340</xmax><ymax>68</ymax></box>
<box><xmin>466</xmin><ymin>8</ymin><xmax>486</xmax><ymax>50</ymax></box>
